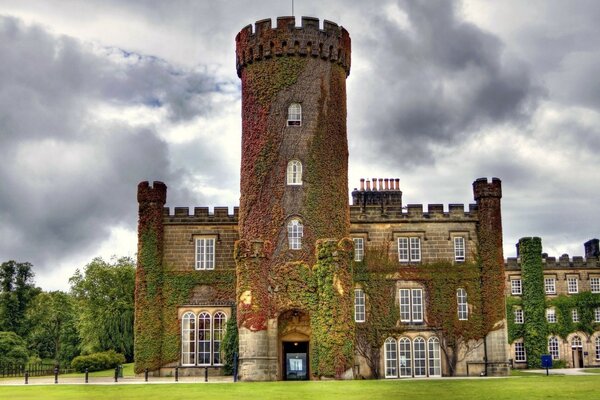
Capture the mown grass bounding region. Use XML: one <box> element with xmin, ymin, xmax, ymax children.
<box><xmin>1</xmin><ymin>374</ymin><xmax>599</xmax><ymax>400</ymax></box>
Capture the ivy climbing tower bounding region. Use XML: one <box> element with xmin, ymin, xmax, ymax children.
<box><xmin>234</xmin><ymin>16</ymin><xmax>353</xmax><ymax>380</ymax></box>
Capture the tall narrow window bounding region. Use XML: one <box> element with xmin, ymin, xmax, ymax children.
<box><xmin>181</xmin><ymin>312</ymin><xmax>196</xmax><ymax>366</ymax></box>
<box><xmin>399</xmin><ymin>289</ymin><xmax>411</xmax><ymax>322</ymax></box>
<box><xmin>196</xmin><ymin>238</ymin><xmax>215</xmax><ymax>270</ymax></box>
<box><xmin>198</xmin><ymin>312</ymin><xmax>211</xmax><ymax>365</ymax></box>
<box><xmin>399</xmin><ymin>288</ymin><xmax>423</xmax><ymax>323</ymax></box>
<box><xmin>514</xmin><ymin>308</ymin><xmax>524</xmax><ymax>324</ymax></box>
<box><xmin>567</xmin><ymin>277</ymin><xmax>579</xmax><ymax>294</ymax></box>
<box><xmin>213</xmin><ymin>312</ymin><xmax>226</xmax><ymax>365</ymax></box>
<box><xmin>398</xmin><ymin>337</ymin><xmax>412</xmax><ymax>377</ymax></box>
<box><xmin>353</xmin><ymin>238</ymin><xmax>364</xmax><ymax>262</ymax></box>
<box><xmin>287</xmin><ymin>103</ymin><xmax>301</xmax><ymax>126</ymax></box>
<box><xmin>595</xmin><ymin>307</ymin><xmax>600</xmax><ymax>323</ymax></box>
<box><xmin>544</xmin><ymin>278</ymin><xmax>556</xmax><ymax>294</ymax></box>
<box><xmin>398</xmin><ymin>237</ymin><xmax>421</xmax><ymax>262</ymax></box>
<box><xmin>413</xmin><ymin>337</ymin><xmax>426</xmax><ymax>377</ymax></box>
<box><xmin>354</xmin><ymin>289</ymin><xmax>366</xmax><ymax>322</ymax></box>
<box><xmin>596</xmin><ymin>337</ymin><xmax>600</xmax><ymax>360</ymax></box>
<box><xmin>454</xmin><ymin>237</ymin><xmax>465</xmax><ymax>262</ymax></box>
<box><xmin>548</xmin><ymin>336</ymin><xmax>560</xmax><ymax>359</ymax></box>
<box><xmin>515</xmin><ymin>342</ymin><xmax>526</xmax><ymax>362</ymax></box>
<box><xmin>428</xmin><ymin>337</ymin><xmax>441</xmax><ymax>377</ymax></box>
<box><xmin>457</xmin><ymin>288</ymin><xmax>468</xmax><ymax>320</ymax></box>
<box><xmin>511</xmin><ymin>279</ymin><xmax>522</xmax><ymax>295</ymax></box>
<box><xmin>411</xmin><ymin>289</ymin><xmax>423</xmax><ymax>322</ymax></box>
<box><xmin>384</xmin><ymin>338</ymin><xmax>398</xmax><ymax>378</ymax></box>
<box><xmin>286</xmin><ymin>160</ymin><xmax>302</xmax><ymax>185</ymax></box>
<box><xmin>287</xmin><ymin>219</ymin><xmax>303</xmax><ymax>250</ymax></box>
<box><xmin>572</xmin><ymin>309</ymin><xmax>579</xmax><ymax>323</ymax></box>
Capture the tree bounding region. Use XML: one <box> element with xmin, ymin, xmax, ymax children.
<box><xmin>69</xmin><ymin>257</ymin><xmax>135</xmax><ymax>361</ymax></box>
<box><xmin>0</xmin><ymin>331</ymin><xmax>29</xmax><ymax>367</ymax></box>
<box><xmin>25</xmin><ymin>291</ymin><xmax>80</xmax><ymax>364</ymax></box>
<box><xmin>0</xmin><ymin>261</ymin><xmax>40</xmax><ymax>336</ymax></box>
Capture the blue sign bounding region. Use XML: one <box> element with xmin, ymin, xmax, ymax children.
<box><xmin>541</xmin><ymin>355</ymin><xmax>553</xmax><ymax>369</ymax></box>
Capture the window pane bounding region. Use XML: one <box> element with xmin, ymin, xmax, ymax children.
<box><xmin>454</xmin><ymin>237</ymin><xmax>465</xmax><ymax>262</ymax></box>
<box><xmin>410</xmin><ymin>237</ymin><xmax>421</xmax><ymax>262</ymax></box>
<box><xmin>181</xmin><ymin>312</ymin><xmax>196</xmax><ymax>365</ymax></box>
<box><xmin>399</xmin><ymin>289</ymin><xmax>410</xmax><ymax>322</ymax></box>
<box><xmin>196</xmin><ymin>238</ymin><xmax>215</xmax><ymax>270</ymax></box>
<box><xmin>428</xmin><ymin>338</ymin><xmax>441</xmax><ymax>377</ymax></box>
<box><xmin>354</xmin><ymin>289</ymin><xmax>365</xmax><ymax>322</ymax></box>
<box><xmin>353</xmin><ymin>238</ymin><xmax>364</xmax><ymax>262</ymax></box>
<box><xmin>412</xmin><ymin>289</ymin><xmax>423</xmax><ymax>322</ymax></box>
<box><xmin>399</xmin><ymin>338</ymin><xmax>412</xmax><ymax>377</ymax></box>
<box><xmin>398</xmin><ymin>238</ymin><xmax>409</xmax><ymax>262</ymax></box>
<box><xmin>213</xmin><ymin>312</ymin><xmax>226</xmax><ymax>365</ymax></box>
<box><xmin>413</xmin><ymin>338</ymin><xmax>426</xmax><ymax>377</ymax></box>
<box><xmin>287</xmin><ymin>219</ymin><xmax>303</xmax><ymax>250</ymax></box>
<box><xmin>198</xmin><ymin>312</ymin><xmax>211</xmax><ymax>365</ymax></box>
<box><xmin>287</xmin><ymin>103</ymin><xmax>302</xmax><ymax>126</ymax></box>
<box><xmin>457</xmin><ymin>288</ymin><xmax>468</xmax><ymax>321</ymax></box>
<box><xmin>384</xmin><ymin>338</ymin><xmax>397</xmax><ymax>378</ymax></box>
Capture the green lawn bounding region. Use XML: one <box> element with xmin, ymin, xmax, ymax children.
<box><xmin>1</xmin><ymin>375</ymin><xmax>599</xmax><ymax>400</ymax></box>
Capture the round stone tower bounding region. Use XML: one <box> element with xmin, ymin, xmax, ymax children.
<box><xmin>234</xmin><ymin>16</ymin><xmax>353</xmax><ymax>381</ymax></box>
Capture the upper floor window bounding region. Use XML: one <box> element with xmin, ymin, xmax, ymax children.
<box><xmin>572</xmin><ymin>309</ymin><xmax>579</xmax><ymax>323</ymax></box>
<box><xmin>286</xmin><ymin>160</ymin><xmax>303</xmax><ymax>185</ymax></box>
<box><xmin>544</xmin><ymin>277</ymin><xmax>556</xmax><ymax>295</ymax></box>
<box><xmin>514</xmin><ymin>308</ymin><xmax>524</xmax><ymax>324</ymax></box>
<box><xmin>287</xmin><ymin>103</ymin><xmax>302</xmax><ymax>126</ymax></box>
<box><xmin>454</xmin><ymin>237</ymin><xmax>465</xmax><ymax>262</ymax></box>
<box><xmin>567</xmin><ymin>277</ymin><xmax>579</xmax><ymax>294</ymax></box>
<box><xmin>287</xmin><ymin>218</ymin><xmax>303</xmax><ymax>250</ymax></box>
<box><xmin>511</xmin><ymin>279</ymin><xmax>522</xmax><ymax>295</ymax></box>
<box><xmin>195</xmin><ymin>237</ymin><xmax>215</xmax><ymax>270</ymax></box>
<box><xmin>546</xmin><ymin>308</ymin><xmax>557</xmax><ymax>323</ymax></box>
<box><xmin>399</xmin><ymin>288</ymin><xmax>423</xmax><ymax>323</ymax></box>
<box><xmin>398</xmin><ymin>237</ymin><xmax>421</xmax><ymax>263</ymax></box>
<box><xmin>590</xmin><ymin>277</ymin><xmax>600</xmax><ymax>293</ymax></box>
<box><xmin>595</xmin><ymin>307</ymin><xmax>600</xmax><ymax>323</ymax></box>
<box><xmin>353</xmin><ymin>238</ymin><xmax>364</xmax><ymax>262</ymax></box>
<box><xmin>457</xmin><ymin>288</ymin><xmax>468</xmax><ymax>320</ymax></box>
<box><xmin>354</xmin><ymin>289</ymin><xmax>365</xmax><ymax>322</ymax></box>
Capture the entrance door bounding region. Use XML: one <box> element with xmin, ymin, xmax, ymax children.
<box><xmin>283</xmin><ymin>341</ymin><xmax>309</xmax><ymax>380</ymax></box>
<box><xmin>571</xmin><ymin>336</ymin><xmax>584</xmax><ymax>368</ymax></box>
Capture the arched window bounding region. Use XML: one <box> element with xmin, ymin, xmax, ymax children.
<box><xmin>287</xmin><ymin>103</ymin><xmax>302</xmax><ymax>126</ymax></box>
<box><xmin>571</xmin><ymin>335</ymin><xmax>582</xmax><ymax>348</ymax></box>
<box><xmin>181</xmin><ymin>312</ymin><xmax>196</xmax><ymax>366</ymax></box>
<box><xmin>428</xmin><ymin>337</ymin><xmax>441</xmax><ymax>377</ymax></box>
<box><xmin>198</xmin><ymin>312</ymin><xmax>211</xmax><ymax>365</ymax></box>
<box><xmin>213</xmin><ymin>312</ymin><xmax>227</xmax><ymax>365</ymax></box>
<box><xmin>384</xmin><ymin>338</ymin><xmax>397</xmax><ymax>378</ymax></box>
<box><xmin>287</xmin><ymin>219</ymin><xmax>303</xmax><ymax>250</ymax></box>
<box><xmin>413</xmin><ymin>337</ymin><xmax>426</xmax><ymax>377</ymax></box>
<box><xmin>457</xmin><ymin>288</ymin><xmax>468</xmax><ymax>320</ymax></box>
<box><xmin>398</xmin><ymin>337</ymin><xmax>412</xmax><ymax>377</ymax></box>
<box><xmin>287</xmin><ymin>160</ymin><xmax>302</xmax><ymax>185</ymax></box>
<box><xmin>548</xmin><ymin>336</ymin><xmax>560</xmax><ymax>359</ymax></box>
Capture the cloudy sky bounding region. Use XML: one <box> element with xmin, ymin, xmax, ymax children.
<box><xmin>1</xmin><ymin>0</ymin><xmax>599</xmax><ymax>291</ymax></box>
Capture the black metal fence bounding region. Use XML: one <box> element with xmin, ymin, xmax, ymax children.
<box><xmin>1</xmin><ymin>363</ymin><xmax>73</xmax><ymax>378</ymax></box>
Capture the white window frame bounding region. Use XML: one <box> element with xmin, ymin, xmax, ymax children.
<box><xmin>595</xmin><ymin>307</ymin><xmax>600</xmax><ymax>323</ymax></box>
<box><xmin>544</xmin><ymin>277</ymin><xmax>556</xmax><ymax>295</ymax></box>
<box><xmin>546</xmin><ymin>308</ymin><xmax>556</xmax><ymax>324</ymax></box>
<box><xmin>548</xmin><ymin>337</ymin><xmax>560</xmax><ymax>359</ymax></box>
<box><xmin>286</xmin><ymin>160</ymin><xmax>303</xmax><ymax>185</ymax></box>
<box><xmin>511</xmin><ymin>279</ymin><xmax>522</xmax><ymax>295</ymax></box>
<box><xmin>567</xmin><ymin>277</ymin><xmax>579</xmax><ymax>294</ymax></box>
<box><xmin>596</xmin><ymin>337</ymin><xmax>600</xmax><ymax>360</ymax></box>
<box><xmin>590</xmin><ymin>277</ymin><xmax>600</xmax><ymax>293</ymax></box>
<box><xmin>354</xmin><ymin>289</ymin><xmax>366</xmax><ymax>323</ymax></box>
<box><xmin>181</xmin><ymin>312</ymin><xmax>196</xmax><ymax>366</ymax></box>
<box><xmin>572</xmin><ymin>309</ymin><xmax>579</xmax><ymax>323</ymax></box>
<box><xmin>212</xmin><ymin>312</ymin><xmax>226</xmax><ymax>365</ymax></box>
<box><xmin>398</xmin><ymin>237</ymin><xmax>421</xmax><ymax>263</ymax></box>
<box><xmin>413</xmin><ymin>337</ymin><xmax>427</xmax><ymax>377</ymax></box>
<box><xmin>457</xmin><ymin>288</ymin><xmax>468</xmax><ymax>321</ymax></box>
<box><xmin>454</xmin><ymin>237</ymin><xmax>465</xmax><ymax>262</ymax></box>
<box><xmin>514</xmin><ymin>342</ymin><xmax>526</xmax><ymax>362</ymax></box>
<box><xmin>287</xmin><ymin>103</ymin><xmax>302</xmax><ymax>126</ymax></box>
<box><xmin>384</xmin><ymin>338</ymin><xmax>398</xmax><ymax>378</ymax></box>
<box><xmin>287</xmin><ymin>218</ymin><xmax>303</xmax><ymax>250</ymax></box>
<box><xmin>427</xmin><ymin>337</ymin><xmax>441</xmax><ymax>377</ymax></box>
<box><xmin>353</xmin><ymin>238</ymin><xmax>364</xmax><ymax>262</ymax></box>
<box><xmin>398</xmin><ymin>337</ymin><xmax>412</xmax><ymax>377</ymax></box>
<box><xmin>514</xmin><ymin>308</ymin><xmax>524</xmax><ymax>324</ymax></box>
<box><xmin>195</xmin><ymin>237</ymin><xmax>215</xmax><ymax>270</ymax></box>
<box><xmin>399</xmin><ymin>288</ymin><xmax>423</xmax><ymax>323</ymax></box>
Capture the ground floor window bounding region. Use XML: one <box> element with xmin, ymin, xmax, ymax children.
<box><xmin>548</xmin><ymin>336</ymin><xmax>560</xmax><ymax>360</ymax></box>
<box><xmin>385</xmin><ymin>336</ymin><xmax>441</xmax><ymax>378</ymax></box>
<box><xmin>596</xmin><ymin>337</ymin><xmax>600</xmax><ymax>360</ymax></box>
<box><xmin>514</xmin><ymin>342</ymin><xmax>526</xmax><ymax>362</ymax></box>
<box><xmin>181</xmin><ymin>311</ymin><xmax>227</xmax><ymax>366</ymax></box>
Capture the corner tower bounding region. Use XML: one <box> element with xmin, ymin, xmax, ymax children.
<box><xmin>235</xmin><ymin>17</ymin><xmax>352</xmax><ymax>380</ymax></box>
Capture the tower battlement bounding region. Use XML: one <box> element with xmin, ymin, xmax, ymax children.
<box><xmin>473</xmin><ymin>177</ymin><xmax>502</xmax><ymax>200</ymax></box>
<box><xmin>235</xmin><ymin>16</ymin><xmax>351</xmax><ymax>77</ymax></box>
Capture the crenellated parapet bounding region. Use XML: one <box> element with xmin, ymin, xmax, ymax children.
<box><xmin>235</xmin><ymin>16</ymin><xmax>351</xmax><ymax>77</ymax></box>
<box><xmin>350</xmin><ymin>203</ymin><xmax>477</xmax><ymax>222</ymax></box>
<box><xmin>162</xmin><ymin>206</ymin><xmax>239</xmax><ymax>224</ymax></box>
<box><xmin>473</xmin><ymin>177</ymin><xmax>502</xmax><ymax>200</ymax></box>
<box><xmin>506</xmin><ymin>255</ymin><xmax>600</xmax><ymax>270</ymax></box>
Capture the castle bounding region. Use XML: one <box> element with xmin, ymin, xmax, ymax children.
<box><xmin>134</xmin><ymin>17</ymin><xmax>600</xmax><ymax>380</ymax></box>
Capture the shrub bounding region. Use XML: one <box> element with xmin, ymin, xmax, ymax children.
<box><xmin>70</xmin><ymin>350</ymin><xmax>125</xmax><ymax>372</ymax></box>
<box><xmin>0</xmin><ymin>331</ymin><xmax>29</xmax><ymax>367</ymax></box>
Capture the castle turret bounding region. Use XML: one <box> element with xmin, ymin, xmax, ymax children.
<box><xmin>473</xmin><ymin>177</ymin><xmax>509</xmax><ymax>375</ymax></box>
<box><xmin>235</xmin><ymin>17</ymin><xmax>352</xmax><ymax>381</ymax></box>
<box><xmin>134</xmin><ymin>181</ymin><xmax>167</xmax><ymax>373</ymax></box>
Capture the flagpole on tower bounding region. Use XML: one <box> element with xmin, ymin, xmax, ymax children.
<box><xmin>292</xmin><ymin>0</ymin><xmax>294</xmax><ymax>16</ymax></box>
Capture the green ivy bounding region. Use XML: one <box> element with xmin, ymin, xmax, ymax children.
<box><xmin>548</xmin><ymin>292</ymin><xmax>600</xmax><ymax>338</ymax></box>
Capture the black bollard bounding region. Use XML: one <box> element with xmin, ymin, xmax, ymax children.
<box><xmin>233</xmin><ymin>352</ymin><xmax>238</xmax><ymax>382</ymax></box>
<box><xmin>204</xmin><ymin>367</ymin><xmax>208</xmax><ymax>382</ymax></box>
<box><xmin>114</xmin><ymin>366</ymin><xmax>119</xmax><ymax>383</ymax></box>
<box><xmin>85</xmin><ymin>368</ymin><xmax>89</xmax><ymax>383</ymax></box>
<box><xmin>145</xmin><ymin>368</ymin><xmax>148</xmax><ymax>382</ymax></box>
<box><xmin>54</xmin><ymin>366</ymin><xmax>59</xmax><ymax>384</ymax></box>
<box><xmin>175</xmin><ymin>367</ymin><xmax>179</xmax><ymax>382</ymax></box>
<box><xmin>24</xmin><ymin>371</ymin><xmax>29</xmax><ymax>385</ymax></box>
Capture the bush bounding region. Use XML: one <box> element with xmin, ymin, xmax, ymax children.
<box><xmin>70</xmin><ymin>350</ymin><xmax>125</xmax><ymax>372</ymax></box>
<box><xmin>0</xmin><ymin>331</ymin><xmax>29</xmax><ymax>367</ymax></box>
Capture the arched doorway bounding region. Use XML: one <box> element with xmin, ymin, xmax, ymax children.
<box><xmin>278</xmin><ymin>309</ymin><xmax>310</xmax><ymax>380</ymax></box>
<box><xmin>571</xmin><ymin>336</ymin><xmax>584</xmax><ymax>368</ymax></box>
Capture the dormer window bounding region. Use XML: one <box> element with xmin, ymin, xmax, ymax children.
<box><xmin>287</xmin><ymin>103</ymin><xmax>301</xmax><ymax>126</ymax></box>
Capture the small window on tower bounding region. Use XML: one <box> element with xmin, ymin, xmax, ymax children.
<box><xmin>287</xmin><ymin>103</ymin><xmax>302</xmax><ymax>126</ymax></box>
<box><xmin>286</xmin><ymin>160</ymin><xmax>302</xmax><ymax>185</ymax></box>
<box><xmin>287</xmin><ymin>218</ymin><xmax>303</xmax><ymax>250</ymax></box>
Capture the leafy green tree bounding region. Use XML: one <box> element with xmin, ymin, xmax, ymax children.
<box><xmin>25</xmin><ymin>291</ymin><xmax>80</xmax><ymax>364</ymax></box>
<box><xmin>70</xmin><ymin>257</ymin><xmax>135</xmax><ymax>361</ymax></box>
<box><xmin>0</xmin><ymin>261</ymin><xmax>40</xmax><ymax>336</ymax></box>
<box><xmin>0</xmin><ymin>331</ymin><xmax>29</xmax><ymax>367</ymax></box>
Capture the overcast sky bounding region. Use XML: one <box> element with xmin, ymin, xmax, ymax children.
<box><xmin>1</xmin><ymin>0</ymin><xmax>599</xmax><ymax>291</ymax></box>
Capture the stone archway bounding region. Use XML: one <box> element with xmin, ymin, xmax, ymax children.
<box><xmin>278</xmin><ymin>309</ymin><xmax>311</xmax><ymax>380</ymax></box>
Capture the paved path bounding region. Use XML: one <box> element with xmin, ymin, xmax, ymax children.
<box><xmin>522</xmin><ymin>368</ymin><xmax>595</xmax><ymax>376</ymax></box>
<box><xmin>0</xmin><ymin>375</ymin><xmax>234</xmax><ymax>386</ymax></box>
